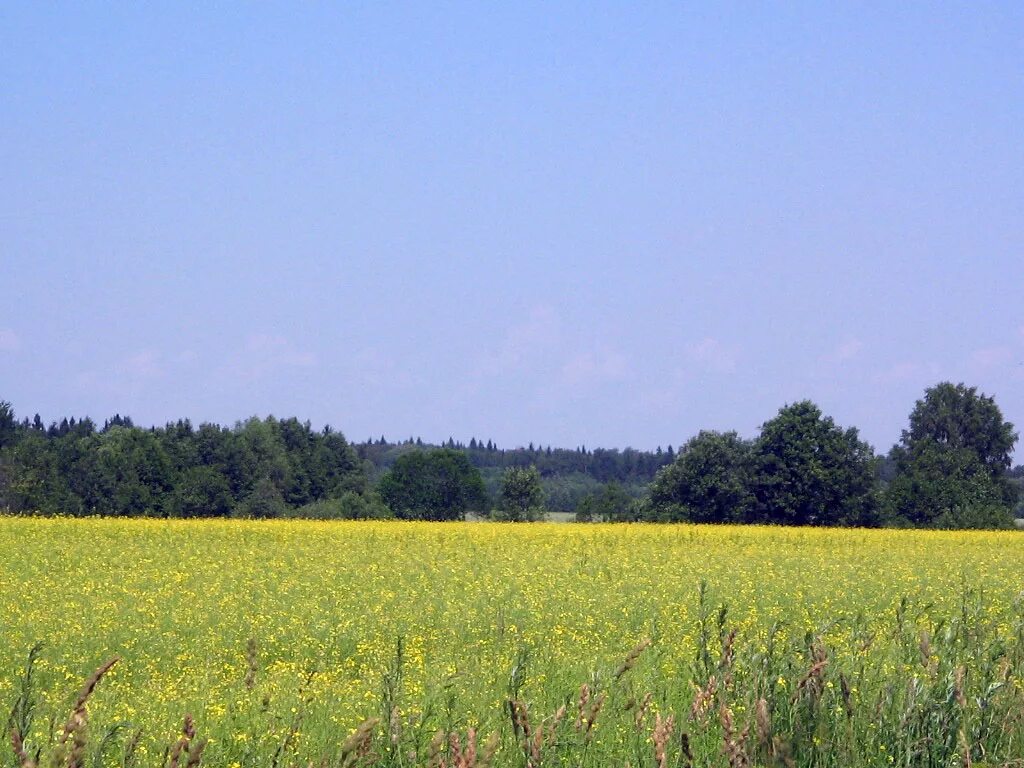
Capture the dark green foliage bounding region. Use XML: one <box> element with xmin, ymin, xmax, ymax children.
<box><xmin>496</xmin><ymin>466</ymin><xmax>544</xmax><ymax>521</ymax></box>
<box><xmin>170</xmin><ymin>467</ymin><xmax>234</xmax><ymax>518</ymax></box>
<box><xmin>236</xmin><ymin>476</ymin><xmax>288</xmax><ymax>519</ymax></box>
<box><xmin>599</xmin><ymin>481</ymin><xmax>637</xmax><ymax>522</ymax></box>
<box><xmin>0</xmin><ymin>403</ymin><xmax>369</xmax><ymax>519</ymax></box>
<box><xmin>646</xmin><ymin>431</ymin><xmax>754</xmax><ymax>523</ymax></box>
<box><xmin>291</xmin><ymin>491</ymin><xmax>392</xmax><ymax>520</ymax></box>
<box><xmin>96</xmin><ymin>427</ymin><xmax>176</xmax><ymax>516</ymax></box>
<box><xmin>358</xmin><ymin>439</ymin><xmax>675</xmax><ymax>489</ymax></box>
<box><xmin>900</xmin><ymin>382</ymin><xmax>1016</xmax><ymax>473</ymax></box>
<box><xmin>0</xmin><ymin>386</ymin><xmax>1018</xmax><ymax>526</ymax></box>
<box><xmin>886</xmin><ymin>382</ymin><xmax>1018</xmax><ymax>527</ymax></box>
<box><xmin>1011</xmin><ymin>466</ymin><xmax>1024</xmax><ymax>520</ymax></box>
<box><xmin>540</xmin><ymin>472</ymin><xmax>604</xmax><ymax>512</ymax></box>
<box><xmin>930</xmin><ymin>503</ymin><xmax>1017</xmax><ymax>530</ymax></box>
<box><xmin>886</xmin><ymin>442</ymin><xmax>1010</xmax><ymax>527</ymax></box>
<box><xmin>358</xmin><ymin>438</ymin><xmax>672</xmax><ymax>517</ymax></box>
<box><xmin>575</xmin><ymin>481</ymin><xmax>637</xmax><ymax>521</ymax></box>
<box><xmin>645</xmin><ymin>412</ymin><xmax>879</xmax><ymax>528</ymax></box>
<box><xmin>3</xmin><ymin>431</ymin><xmax>83</xmax><ymax>514</ymax></box>
<box><xmin>377</xmin><ymin>449</ymin><xmax>487</xmax><ymax>521</ymax></box>
<box><xmin>0</xmin><ymin>401</ymin><xmax>16</xmax><ymax>450</ymax></box>
<box><xmin>750</xmin><ymin>401</ymin><xmax>879</xmax><ymax>526</ymax></box>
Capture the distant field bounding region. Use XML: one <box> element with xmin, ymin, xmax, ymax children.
<box><xmin>543</xmin><ymin>511</ymin><xmax>576</xmax><ymax>523</ymax></box>
<box><xmin>2</xmin><ymin>519</ymin><xmax>1023</xmax><ymax>767</ymax></box>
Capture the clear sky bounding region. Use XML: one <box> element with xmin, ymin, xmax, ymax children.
<box><xmin>2</xmin><ymin>3</ymin><xmax>1022</xmax><ymax>458</ymax></box>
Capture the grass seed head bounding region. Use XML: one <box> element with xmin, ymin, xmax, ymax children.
<box><xmin>755</xmin><ymin>697</ymin><xmax>771</xmax><ymax>747</ymax></box>
<box><xmin>634</xmin><ymin>692</ymin><xmax>653</xmax><ymax>728</ymax></box>
<box><xmin>614</xmin><ymin>638</ymin><xmax>652</xmax><ymax>681</ymax></box>
<box><xmin>10</xmin><ymin>727</ymin><xmax>36</xmax><ymax>768</ymax></box>
<box><xmin>653</xmin><ymin>713</ymin><xmax>674</xmax><ymax>768</ymax></box>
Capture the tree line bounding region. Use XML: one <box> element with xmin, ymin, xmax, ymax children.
<box><xmin>0</xmin><ymin>410</ymin><xmax>377</xmax><ymax>519</ymax></box>
<box><xmin>0</xmin><ymin>381</ymin><xmax>1020</xmax><ymax>527</ymax></box>
<box><xmin>356</xmin><ymin>438</ymin><xmax>673</xmax><ymax>512</ymax></box>
<box><xmin>644</xmin><ymin>384</ymin><xmax>1020</xmax><ymax>528</ymax></box>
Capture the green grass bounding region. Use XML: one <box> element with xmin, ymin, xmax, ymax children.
<box><xmin>2</xmin><ymin>518</ymin><xmax>1023</xmax><ymax>767</ymax></box>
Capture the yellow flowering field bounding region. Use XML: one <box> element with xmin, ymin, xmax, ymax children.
<box><xmin>2</xmin><ymin>518</ymin><xmax>1023</xmax><ymax>767</ymax></box>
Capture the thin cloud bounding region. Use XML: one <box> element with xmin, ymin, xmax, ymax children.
<box><xmin>825</xmin><ymin>338</ymin><xmax>864</xmax><ymax>363</ymax></box>
<box><xmin>218</xmin><ymin>333</ymin><xmax>317</xmax><ymax>381</ymax></box>
<box><xmin>0</xmin><ymin>329</ymin><xmax>21</xmax><ymax>352</ymax></box>
<box><xmin>72</xmin><ymin>349</ymin><xmax>166</xmax><ymax>394</ymax></box>
<box><xmin>121</xmin><ymin>350</ymin><xmax>163</xmax><ymax>379</ymax></box>
<box><xmin>971</xmin><ymin>346</ymin><xmax>1012</xmax><ymax>370</ymax></box>
<box><xmin>476</xmin><ymin>306</ymin><xmax>559</xmax><ymax>377</ymax></box>
<box><xmin>687</xmin><ymin>337</ymin><xmax>738</xmax><ymax>373</ymax></box>
<box><xmin>245</xmin><ymin>334</ymin><xmax>316</xmax><ymax>367</ymax></box>
<box><xmin>871</xmin><ymin>360</ymin><xmax>940</xmax><ymax>385</ymax></box>
<box><xmin>559</xmin><ymin>349</ymin><xmax>628</xmax><ymax>387</ymax></box>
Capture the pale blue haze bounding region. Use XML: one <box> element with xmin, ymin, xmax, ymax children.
<box><xmin>2</xmin><ymin>3</ymin><xmax>1022</xmax><ymax>457</ymax></box>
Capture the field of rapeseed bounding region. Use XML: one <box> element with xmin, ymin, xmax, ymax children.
<box><xmin>2</xmin><ymin>519</ymin><xmax>1024</xmax><ymax>767</ymax></box>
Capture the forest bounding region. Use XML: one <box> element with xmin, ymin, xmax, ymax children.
<box><xmin>0</xmin><ymin>381</ymin><xmax>1020</xmax><ymax>528</ymax></box>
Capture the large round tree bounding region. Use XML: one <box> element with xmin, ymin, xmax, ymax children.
<box><xmin>647</xmin><ymin>431</ymin><xmax>754</xmax><ymax>523</ymax></box>
<box><xmin>498</xmin><ymin>465</ymin><xmax>545</xmax><ymax>521</ymax></box>
<box><xmin>750</xmin><ymin>401</ymin><xmax>878</xmax><ymax>526</ymax></box>
<box><xmin>886</xmin><ymin>382</ymin><xmax>1018</xmax><ymax>527</ymax></box>
<box><xmin>377</xmin><ymin>448</ymin><xmax>488</xmax><ymax>520</ymax></box>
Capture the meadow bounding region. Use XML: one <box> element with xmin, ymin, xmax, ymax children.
<box><xmin>2</xmin><ymin>519</ymin><xmax>1024</xmax><ymax>767</ymax></box>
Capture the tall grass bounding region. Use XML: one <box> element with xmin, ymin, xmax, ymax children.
<box><xmin>8</xmin><ymin>583</ymin><xmax>1024</xmax><ymax>767</ymax></box>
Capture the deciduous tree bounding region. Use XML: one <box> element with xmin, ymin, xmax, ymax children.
<box><xmin>378</xmin><ymin>449</ymin><xmax>487</xmax><ymax>520</ymax></box>
<box><xmin>498</xmin><ymin>465</ymin><xmax>544</xmax><ymax>521</ymax></box>
<box><xmin>750</xmin><ymin>402</ymin><xmax>878</xmax><ymax>526</ymax></box>
<box><xmin>647</xmin><ymin>431</ymin><xmax>753</xmax><ymax>523</ymax></box>
<box><xmin>886</xmin><ymin>382</ymin><xmax>1018</xmax><ymax>527</ymax></box>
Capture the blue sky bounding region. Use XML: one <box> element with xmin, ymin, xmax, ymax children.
<box><xmin>2</xmin><ymin>3</ymin><xmax>1022</xmax><ymax>457</ymax></box>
